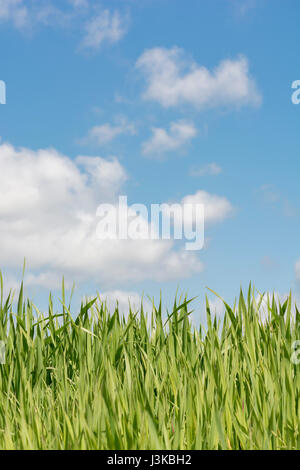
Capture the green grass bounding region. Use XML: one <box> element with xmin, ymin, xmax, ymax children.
<box><xmin>0</xmin><ymin>274</ymin><xmax>299</xmax><ymax>450</ymax></box>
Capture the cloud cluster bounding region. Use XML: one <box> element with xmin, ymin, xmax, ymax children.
<box><xmin>136</xmin><ymin>47</ymin><xmax>262</xmax><ymax>109</ymax></box>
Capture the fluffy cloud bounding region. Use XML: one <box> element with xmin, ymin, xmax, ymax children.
<box><xmin>81</xmin><ymin>9</ymin><xmax>128</xmax><ymax>49</ymax></box>
<box><xmin>156</xmin><ymin>190</ymin><xmax>234</xmax><ymax>251</ymax></box>
<box><xmin>81</xmin><ymin>116</ymin><xmax>136</xmax><ymax>146</ymax></box>
<box><xmin>142</xmin><ymin>120</ymin><xmax>197</xmax><ymax>156</ymax></box>
<box><xmin>178</xmin><ymin>190</ymin><xmax>234</xmax><ymax>224</ymax></box>
<box><xmin>136</xmin><ymin>47</ymin><xmax>262</xmax><ymax>109</ymax></box>
<box><xmin>190</xmin><ymin>163</ymin><xmax>222</xmax><ymax>177</ymax></box>
<box><xmin>0</xmin><ymin>143</ymin><xmax>204</xmax><ymax>288</ymax></box>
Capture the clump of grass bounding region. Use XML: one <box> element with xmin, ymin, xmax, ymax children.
<box><xmin>0</xmin><ymin>273</ymin><xmax>299</xmax><ymax>450</ymax></box>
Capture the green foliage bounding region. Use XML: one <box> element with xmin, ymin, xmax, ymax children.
<box><xmin>0</xmin><ymin>277</ymin><xmax>299</xmax><ymax>449</ymax></box>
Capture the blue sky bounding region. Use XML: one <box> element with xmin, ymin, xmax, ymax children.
<box><xmin>0</xmin><ymin>0</ymin><xmax>299</xmax><ymax>320</ymax></box>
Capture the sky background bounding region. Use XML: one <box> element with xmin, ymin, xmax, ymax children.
<box><xmin>0</xmin><ymin>0</ymin><xmax>299</xmax><ymax>323</ymax></box>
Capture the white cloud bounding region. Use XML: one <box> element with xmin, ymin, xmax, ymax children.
<box><xmin>190</xmin><ymin>163</ymin><xmax>222</xmax><ymax>177</ymax></box>
<box><xmin>0</xmin><ymin>142</ymin><xmax>203</xmax><ymax>288</ymax></box>
<box><xmin>81</xmin><ymin>116</ymin><xmax>136</xmax><ymax>146</ymax></box>
<box><xmin>25</xmin><ymin>271</ymin><xmax>73</xmax><ymax>290</ymax></box>
<box><xmin>178</xmin><ymin>190</ymin><xmax>234</xmax><ymax>224</ymax></box>
<box><xmin>81</xmin><ymin>9</ymin><xmax>128</xmax><ymax>49</ymax></box>
<box><xmin>136</xmin><ymin>47</ymin><xmax>262</xmax><ymax>109</ymax></box>
<box><xmin>142</xmin><ymin>120</ymin><xmax>197</xmax><ymax>156</ymax></box>
<box><xmin>158</xmin><ymin>190</ymin><xmax>233</xmax><ymax>252</ymax></box>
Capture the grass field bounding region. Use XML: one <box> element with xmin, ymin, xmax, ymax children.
<box><xmin>0</xmin><ymin>275</ymin><xmax>299</xmax><ymax>450</ymax></box>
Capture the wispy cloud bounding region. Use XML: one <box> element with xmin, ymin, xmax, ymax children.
<box><xmin>0</xmin><ymin>0</ymin><xmax>89</xmax><ymax>31</ymax></box>
<box><xmin>0</xmin><ymin>2</ymin><xmax>128</xmax><ymax>53</ymax></box>
<box><xmin>231</xmin><ymin>0</ymin><xmax>258</xmax><ymax>18</ymax></box>
<box><xmin>81</xmin><ymin>9</ymin><xmax>128</xmax><ymax>50</ymax></box>
<box><xmin>0</xmin><ymin>0</ymin><xmax>29</xmax><ymax>29</ymax></box>
<box><xmin>257</xmin><ymin>184</ymin><xmax>281</xmax><ymax>204</ymax></box>
<box><xmin>261</xmin><ymin>255</ymin><xmax>278</xmax><ymax>271</ymax></box>
<box><xmin>142</xmin><ymin>120</ymin><xmax>197</xmax><ymax>157</ymax></box>
<box><xmin>190</xmin><ymin>163</ymin><xmax>222</xmax><ymax>177</ymax></box>
<box><xmin>68</xmin><ymin>0</ymin><xmax>89</xmax><ymax>8</ymax></box>
<box><xmin>256</xmin><ymin>184</ymin><xmax>298</xmax><ymax>217</ymax></box>
<box><xmin>80</xmin><ymin>116</ymin><xmax>136</xmax><ymax>146</ymax></box>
